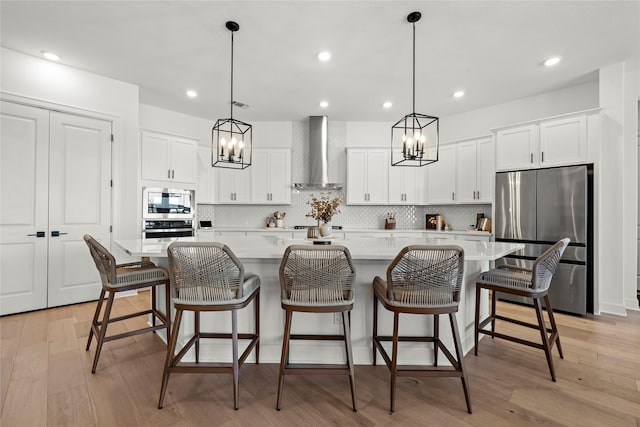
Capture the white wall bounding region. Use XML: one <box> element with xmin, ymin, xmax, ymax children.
<box><xmin>0</xmin><ymin>48</ymin><xmax>140</xmax><ymax>257</ymax></box>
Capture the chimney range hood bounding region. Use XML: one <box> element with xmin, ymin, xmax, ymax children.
<box><xmin>293</xmin><ymin>116</ymin><xmax>343</xmax><ymax>191</ymax></box>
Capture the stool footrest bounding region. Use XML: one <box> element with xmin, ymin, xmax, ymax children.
<box><xmin>283</xmin><ymin>363</ymin><xmax>350</xmax><ymax>375</ymax></box>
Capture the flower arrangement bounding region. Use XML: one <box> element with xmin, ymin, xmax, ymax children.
<box><xmin>306</xmin><ymin>193</ymin><xmax>342</xmax><ymax>224</ymax></box>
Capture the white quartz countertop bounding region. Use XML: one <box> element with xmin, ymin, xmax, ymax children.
<box><xmin>115</xmin><ymin>235</ymin><xmax>521</xmax><ymax>262</ymax></box>
<box><xmin>198</xmin><ymin>227</ymin><xmax>492</xmax><ymax>236</ymax></box>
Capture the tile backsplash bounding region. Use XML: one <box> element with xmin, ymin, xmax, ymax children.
<box><xmin>197</xmin><ymin>195</ymin><xmax>490</xmax><ymax>231</ymax></box>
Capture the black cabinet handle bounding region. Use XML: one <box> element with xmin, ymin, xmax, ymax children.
<box><xmin>51</xmin><ymin>231</ymin><xmax>68</xmax><ymax>237</ymax></box>
<box><xmin>27</xmin><ymin>231</ymin><xmax>46</xmax><ymax>238</ymax></box>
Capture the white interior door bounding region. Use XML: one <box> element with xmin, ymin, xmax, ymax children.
<box><xmin>0</xmin><ymin>102</ymin><xmax>49</xmax><ymax>315</ymax></box>
<box><xmin>47</xmin><ymin>112</ymin><xmax>111</xmax><ymax>308</ymax></box>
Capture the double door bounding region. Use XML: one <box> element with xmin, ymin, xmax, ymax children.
<box><xmin>0</xmin><ymin>101</ymin><xmax>112</xmax><ymax>315</ymax></box>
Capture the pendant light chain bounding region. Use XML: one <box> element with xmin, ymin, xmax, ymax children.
<box><xmin>412</xmin><ymin>19</ymin><xmax>416</xmax><ymax>116</ymax></box>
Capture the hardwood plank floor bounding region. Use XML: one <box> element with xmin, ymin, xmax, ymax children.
<box><xmin>1</xmin><ymin>291</ymin><xmax>639</xmax><ymax>426</ymax></box>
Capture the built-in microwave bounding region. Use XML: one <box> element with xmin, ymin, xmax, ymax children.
<box><xmin>143</xmin><ymin>187</ymin><xmax>195</xmax><ymax>220</ymax></box>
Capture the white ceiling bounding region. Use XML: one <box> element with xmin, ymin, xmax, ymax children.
<box><xmin>1</xmin><ymin>1</ymin><xmax>638</xmax><ymax>122</ymax></box>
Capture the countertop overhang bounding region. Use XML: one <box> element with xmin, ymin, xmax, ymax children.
<box><xmin>115</xmin><ymin>235</ymin><xmax>522</xmax><ymax>262</ymax></box>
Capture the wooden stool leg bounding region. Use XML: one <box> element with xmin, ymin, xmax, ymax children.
<box><xmin>195</xmin><ymin>311</ymin><xmax>200</xmax><ymax>364</ymax></box>
<box><xmin>158</xmin><ymin>309</ymin><xmax>183</xmax><ymax>409</ymax></box>
<box><xmin>91</xmin><ymin>291</ymin><xmax>115</xmax><ymax>374</ymax></box>
<box><xmin>164</xmin><ymin>280</ymin><xmax>171</xmax><ymax>342</ymax></box>
<box><xmin>450</xmin><ymin>312</ymin><xmax>472</xmax><ymax>414</ymax></box>
<box><xmin>231</xmin><ymin>309</ymin><xmax>239</xmax><ymax>410</ymax></box>
<box><xmin>474</xmin><ymin>285</ymin><xmax>481</xmax><ymax>356</ymax></box>
<box><xmin>534</xmin><ymin>297</ymin><xmax>556</xmax><ymax>382</ymax></box>
<box><xmin>342</xmin><ymin>310</ymin><xmax>357</xmax><ymax>412</ymax></box>
<box><xmin>86</xmin><ymin>289</ymin><xmax>106</xmax><ymax>351</ymax></box>
<box><xmin>433</xmin><ymin>314</ymin><xmax>439</xmax><ymax>366</ymax></box>
<box><xmin>276</xmin><ymin>309</ymin><xmax>293</xmax><ymax>410</ymax></box>
<box><xmin>491</xmin><ymin>290</ymin><xmax>497</xmax><ymax>337</ymax></box>
<box><xmin>372</xmin><ymin>293</ymin><xmax>379</xmax><ymax>366</ymax></box>
<box><xmin>390</xmin><ymin>312</ymin><xmax>400</xmax><ymax>413</ymax></box>
<box><xmin>255</xmin><ymin>289</ymin><xmax>260</xmax><ymax>364</ymax></box>
<box><xmin>544</xmin><ymin>295</ymin><xmax>563</xmax><ymax>359</ymax></box>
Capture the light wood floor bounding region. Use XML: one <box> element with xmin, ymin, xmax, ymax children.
<box><xmin>1</xmin><ymin>291</ymin><xmax>639</xmax><ymax>426</ymax></box>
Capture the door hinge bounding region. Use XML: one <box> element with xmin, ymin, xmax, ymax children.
<box><xmin>111</xmin><ymin>134</ymin><xmax>114</xmax><ymax>142</ymax></box>
<box><xmin>110</xmin><ymin>179</ymin><xmax>113</xmax><ymax>187</ymax></box>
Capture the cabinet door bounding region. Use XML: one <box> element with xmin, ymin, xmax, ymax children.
<box><xmin>0</xmin><ymin>102</ymin><xmax>49</xmax><ymax>315</ymax></box>
<box><xmin>216</xmin><ymin>167</ymin><xmax>251</xmax><ymax>203</ymax></box>
<box><xmin>170</xmin><ymin>136</ymin><xmax>197</xmax><ymax>183</ymax></box>
<box><xmin>426</xmin><ymin>145</ymin><xmax>456</xmax><ymax>204</ymax></box>
<box><xmin>141</xmin><ymin>131</ymin><xmax>171</xmax><ymax>180</ymax></box>
<box><xmin>390</xmin><ymin>165</ymin><xmax>426</xmax><ymax>205</ymax></box>
<box><xmin>539</xmin><ymin>115</ymin><xmax>587</xmax><ymax>167</ymax></box>
<box><xmin>455</xmin><ymin>141</ymin><xmax>477</xmax><ymax>203</ymax></box>
<box><xmin>251</xmin><ymin>149</ymin><xmax>291</xmax><ymax>204</ymax></box>
<box><xmin>267</xmin><ymin>149</ymin><xmax>291</xmax><ymax>204</ymax></box>
<box><xmin>197</xmin><ymin>146</ymin><xmax>216</xmax><ymax>203</ymax></box>
<box><xmin>495</xmin><ymin>125</ymin><xmax>539</xmax><ymax>171</ymax></box>
<box><xmin>346</xmin><ymin>149</ymin><xmax>368</xmax><ymax>204</ymax></box>
<box><xmin>250</xmin><ymin>149</ymin><xmax>271</xmax><ymax>203</ymax></box>
<box><xmin>366</xmin><ymin>149</ymin><xmax>389</xmax><ymax>204</ymax></box>
<box><xmin>476</xmin><ymin>138</ymin><xmax>495</xmax><ymax>203</ymax></box>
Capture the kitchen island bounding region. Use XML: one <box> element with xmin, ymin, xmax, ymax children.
<box><xmin>115</xmin><ymin>235</ymin><xmax>523</xmax><ymax>365</ymax></box>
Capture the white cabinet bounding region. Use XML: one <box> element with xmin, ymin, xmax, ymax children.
<box><xmin>141</xmin><ymin>130</ymin><xmax>197</xmax><ymax>185</ymax></box>
<box><xmin>346</xmin><ymin>149</ymin><xmax>388</xmax><ymax>205</ymax></box>
<box><xmin>216</xmin><ymin>167</ymin><xmax>251</xmax><ymax>204</ymax></box>
<box><xmin>197</xmin><ymin>145</ymin><xmax>216</xmax><ymax>204</ymax></box>
<box><xmin>495</xmin><ymin>112</ymin><xmax>590</xmax><ymax>171</ymax></box>
<box><xmin>250</xmin><ymin>149</ymin><xmax>291</xmax><ymax>204</ymax></box>
<box><xmin>0</xmin><ymin>102</ymin><xmax>111</xmax><ymax>315</ymax></box>
<box><xmin>426</xmin><ymin>145</ymin><xmax>456</xmax><ymax>204</ymax></box>
<box><xmin>455</xmin><ymin>137</ymin><xmax>495</xmax><ymax>203</ymax></box>
<box><xmin>539</xmin><ymin>115</ymin><xmax>587</xmax><ymax>167</ymax></box>
<box><xmin>389</xmin><ymin>161</ymin><xmax>426</xmax><ymax>205</ymax></box>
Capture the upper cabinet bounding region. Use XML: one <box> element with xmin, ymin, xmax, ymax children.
<box><xmin>426</xmin><ymin>144</ymin><xmax>456</xmax><ymax>204</ymax></box>
<box><xmin>250</xmin><ymin>148</ymin><xmax>291</xmax><ymax>204</ymax></box>
<box><xmin>388</xmin><ymin>159</ymin><xmax>426</xmax><ymax>205</ymax></box>
<box><xmin>197</xmin><ymin>145</ymin><xmax>216</xmax><ymax>204</ymax></box>
<box><xmin>455</xmin><ymin>137</ymin><xmax>495</xmax><ymax>203</ymax></box>
<box><xmin>141</xmin><ymin>130</ymin><xmax>197</xmax><ymax>186</ymax></box>
<box><xmin>215</xmin><ymin>166</ymin><xmax>251</xmax><ymax>204</ymax></box>
<box><xmin>346</xmin><ymin>149</ymin><xmax>388</xmax><ymax>205</ymax></box>
<box><xmin>495</xmin><ymin>110</ymin><xmax>597</xmax><ymax>172</ymax></box>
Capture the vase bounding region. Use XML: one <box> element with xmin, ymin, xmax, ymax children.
<box><xmin>319</xmin><ymin>222</ymin><xmax>332</xmax><ymax>237</ymax></box>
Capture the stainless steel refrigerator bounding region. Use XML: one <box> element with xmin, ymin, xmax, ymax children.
<box><xmin>494</xmin><ymin>165</ymin><xmax>593</xmax><ymax>315</ymax></box>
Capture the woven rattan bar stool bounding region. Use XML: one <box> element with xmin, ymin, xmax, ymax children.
<box><xmin>84</xmin><ymin>234</ymin><xmax>171</xmax><ymax>374</ymax></box>
<box><xmin>158</xmin><ymin>242</ymin><xmax>260</xmax><ymax>410</ymax></box>
<box><xmin>373</xmin><ymin>245</ymin><xmax>471</xmax><ymax>414</ymax></box>
<box><xmin>474</xmin><ymin>238</ymin><xmax>570</xmax><ymax>382</ymax></box>
<box><xmin>276</xmin><ymin>244</ymin><xmax>357</xmax><ymax>411</ymax></box>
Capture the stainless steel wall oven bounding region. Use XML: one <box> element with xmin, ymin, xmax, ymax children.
<box><xmin>142</xmin><ymin>187</ymin><xmax>195</xmax><ymax>238</ymax></box>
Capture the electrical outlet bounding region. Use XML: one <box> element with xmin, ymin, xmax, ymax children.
<box><xmin>333</xmin><ymin>312</ymin><xmax>342</xmax><ymax>325</ymax></box>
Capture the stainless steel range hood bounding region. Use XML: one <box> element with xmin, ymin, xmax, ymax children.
<box><xmin>293</xmin><ymin>116</ymin><xmax>343</xmax><ymax>191</ymax></box>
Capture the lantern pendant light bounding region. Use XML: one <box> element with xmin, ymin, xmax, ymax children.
<box><xmin>391</xmin><ymin>11</ymin><xmax>439</xmax><ymax>167</ymax></box>
<box><xmin>212</xmin><ymin>20</ymin><xmax>252</xmax><ymax>170</ymax></box>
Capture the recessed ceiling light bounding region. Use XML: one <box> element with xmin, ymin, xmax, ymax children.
<box><xmin>382</xmin><ymin>101</ymin><xmax>393</xmax><ymax>109</ymax></box>
<box><xmin>318</xmin><ymin>51</ymin><xmax>331</xmax><ymax>62</ymax></box>
<box><xmin>544</xmin><ymin>56</ymin><xmax>561</xmax><ymax>67</ymax></box>
<box><xmin>453</xmin><ymin>90</ymin><xmax>465</xmax><ymax>98</ymax></box>
<box><xmin>186</xmin><ymin>90</ymin><xmax>198</xmax><ymax>98</ymax></box>
<box><xmin>42</xmin><ymin>51</ymin><xmax>60</xmax><ymax>61</ymax></box>
<box><xmin>319</xmin><ymin>101</ymin><xmax>329</xmax><ymax>108</ymax></box>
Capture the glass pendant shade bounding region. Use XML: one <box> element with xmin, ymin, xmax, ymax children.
<box><xmin>212</xmin><ymin>20</ymin><xmax>252</xmax><ymax>170</ymax></box>
<box><xmin>391</xmin><ymin>11</ymin><xmax>439</xmax><ymax>167</ymax></box>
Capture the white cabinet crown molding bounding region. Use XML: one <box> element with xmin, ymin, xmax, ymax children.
<box><xmin>489</xmin><ymin>107</ymin><xmax>602</xmax><ymax>133</ymax></box>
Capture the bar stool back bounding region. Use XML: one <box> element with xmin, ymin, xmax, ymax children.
<box><xmin>474</xmin><ymin>238</ymin><xmax>570</xmax><ymax>382</ymax></box>
<box><xmin>373</xmin><ymin>245</ymin><xmax>471</xmax><ymax>414</ymax></box>
<box><xmin>277</xmin><ymin>244</ymin><xmax>357</xmax><ymax>411</ymax></box>
<box><xmin>84</xmin><ymin>234</ymin><xmax>170</xmax><ymax>373</ymax></box>
<box><xmin>158</xmin><ymin>242</ymin><xmax>260</xmax><ymax>410</ymax></box>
